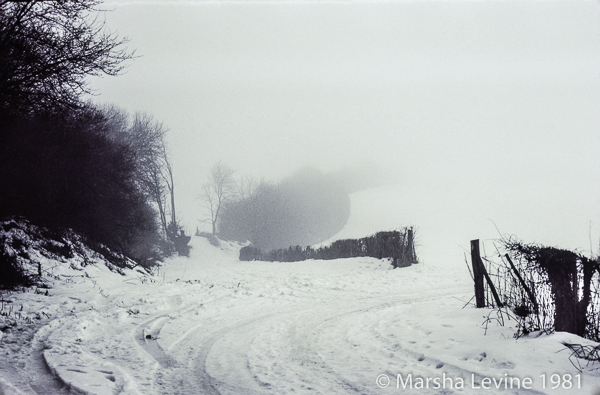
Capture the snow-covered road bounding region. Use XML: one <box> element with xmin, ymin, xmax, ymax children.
<box><xmin>2</xmin><ymin>236</ymin><xmax>600</xmax><ymax>394</ymax></box>
<box><xmin>151</xmin><ymin>286</ymin><xmax>465</xmax><ymax>394</ymax></box>
<box><xmin>139</xmin><ymin>239</ymin><xmax>470</xmax><ymax>394</ymax></box>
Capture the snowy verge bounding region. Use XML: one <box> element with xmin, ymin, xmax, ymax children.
<box><xmin>0</xmin><ymin>218</ymin><xmax>153</xmax><ymax>394</ymax></box>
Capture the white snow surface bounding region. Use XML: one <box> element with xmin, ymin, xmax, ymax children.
<box><xmin>2</xmin><ymin>235</ymin><xmax>600</xmax><ymax>395</ymax></box>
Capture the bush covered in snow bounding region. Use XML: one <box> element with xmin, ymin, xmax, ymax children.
<box><xmin>0</xmin><ymin>217</ymin><xmax>138</xmax><ymax>288</ymax></box>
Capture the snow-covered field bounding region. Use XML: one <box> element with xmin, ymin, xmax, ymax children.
<box><xmin>2</xmin><ymin>235</ymin><xmax>600</xmax><ymax>395</ymax></box>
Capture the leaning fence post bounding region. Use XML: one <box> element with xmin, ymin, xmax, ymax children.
<box><xmin>504</xmin><ymin>253</ymin><xmax>539</xmax><ymax>314</ymax></box>
<box><xmin>471</xmin><ymin>239</ymin><xmax>503</xmax><ymax>308</ymax></box>
<box><xmin>471</xmin><ymin>240</ymin><xmax>486</xmax><ymax>308</ymax></box>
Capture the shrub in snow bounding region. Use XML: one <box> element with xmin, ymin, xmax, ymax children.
<box><xmin>166</xmin><ymin>222</ymin><xmax>191</xmax><ymax>257</ymax></box>
<box><xmin>0</xmin><ymin>217</ymin><xmax>137</xmax><ymax>288</ymax></box>
<box><xmin>480</xmin><ymin>237</ymin><xmax>600</xmax><ymax>342</ymax></box>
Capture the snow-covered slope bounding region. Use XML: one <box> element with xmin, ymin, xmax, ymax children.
<box><xmin>1</xmin><ymin>232</ymin><xmax>600</xmax><ymax>394</ymax></box>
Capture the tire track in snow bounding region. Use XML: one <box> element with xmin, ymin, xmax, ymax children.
<box><xmin>161</xmin><ymin>305</ymin><xmax>319</xmax><ymax>394</ymax></box>
<box><xmin>199</xmin><ymin>286</ymin><xmax>547</xmax><ymax>395</ymax></box>
<box><xmin>134</xmin><ymin>315</ymin><xmax>178</xmax><ymax>368</ymax></box>
<box><xmin>0</xmin><ymin>338</ymin><xmax>71</xmax><ymax>395</ymax></box>
<box><xmin>194</xmin><ymin>305</ymin><xmax>382</xmax><ymax>395</ymax></box>
<box><xmin>188</xmin><ymin>312</ymin><xmax>283</xmax><ymax>395</ymax></box>
<box><xmin>133</xmin><ymin>303</ymin><xmax>205</xmax><ymax>368</ymax></box>
<box><xmin>160</xmin><ymin>287</ymin><xmax>472</xmax><ymax>394</ymax></box>
<box><xmin>318</xmin><ymin>296</ymin><xmax>548</xmax><ymax>395</ymax></box>
<box><xmin>280</xmin><ymin>290</ymin><xmax>479</xmax><ymax>395</ymax></box>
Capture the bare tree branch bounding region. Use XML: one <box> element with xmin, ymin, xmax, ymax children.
<box><xmin>0</xmin><ymin>0</ymin><xmax>135</xmax><ymax>114</ymax></box>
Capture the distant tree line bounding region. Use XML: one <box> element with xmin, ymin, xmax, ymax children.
<box><xmin>0</xmin><ymin>0</ymin><xmax>188</xmax><ymax>278</ymax></box>
<box><xmin>239</xmin><ymin>228</ymin><xmax>418</xmax><ymax>268</ymax></box>
<box><xmin>212</xmin><ymin>167</ymin><xmax>351</xmax><ymax>251</ymax></box>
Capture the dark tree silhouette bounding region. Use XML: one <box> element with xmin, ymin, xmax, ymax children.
<box><xmin>0</xmin><ymin>2</ymin><xmax>189</xmax><ymax>270</ymax></box>
<box><xmin>0</xmin><ymin>106</ymin><xmax>158</xmax><ymax>258</ymax></box>
<box><xmin>0</xmin><ymin>0</ymin><xmax>133</xmax><ymax>114</ymax></box>
<box><xmin>218</xmin><ymin>168</ymin><xmax>351</xmax><ymax>250</ymax></box>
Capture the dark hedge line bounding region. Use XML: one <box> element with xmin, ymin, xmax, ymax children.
<box><xmin>240</xmin><ymin>228</ymin><xmax>417</xmax><ymax>268</ymax></box>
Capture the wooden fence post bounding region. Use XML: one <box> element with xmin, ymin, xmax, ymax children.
<box><xmin>471</xmin><ymin>240</ymin><xmax>486</xmax><ymax>308</ymax></box>
<box><xmin>471</xmin><ymin>239</ymin><xmax>503</xmax><ymax>308</ymax></box>
<box><xmin>407</xmin><ymin>228</ymin><xmax>417</xmax><ymax>263</ymax></box>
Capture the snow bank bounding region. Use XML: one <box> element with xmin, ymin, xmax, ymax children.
<box><xmin>0</xmin><ymin>219</ymin><xmax>150</xmax><ymax>394</ymax></box>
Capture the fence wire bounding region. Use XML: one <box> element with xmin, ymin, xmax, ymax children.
<box><xmin>477</xmin><ymin>242</ymin><xmax>600</xmax><ymax>342</ymax></box>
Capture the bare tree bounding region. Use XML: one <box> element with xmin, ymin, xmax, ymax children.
<box><xmin>201</xmin><ymin>162</ymin><xmax>236</xmax><ymax>240</ymax></box>
<box><xmin>0</xmin><ymin>0</ymin><xmax>134</xmax><ymax>114</ymax></box>
<box><xmin>102</xmin><ymin>106</ymin><xmax>174</xmax><ymax>237</ymax></box>
<box><xmin>100</xmin><ymin>106</ymin><xmax>190</xmax><ymax>255</ymax></box>
<box><xmin>162</xmin><ymin>148</ymin><xmax>178</xmax><ymax>233</ymax></box>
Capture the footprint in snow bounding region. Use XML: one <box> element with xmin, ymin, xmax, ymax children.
<box><xmin>491</xmin><ymin>360</ymin><xmax>515</xmax><ymax>369</ymax></box>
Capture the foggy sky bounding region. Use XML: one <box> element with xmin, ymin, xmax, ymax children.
<box><xmin>89</xmin><ymin>0</ymin><xmax>600</xmax><ymax>265</ymax></box>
